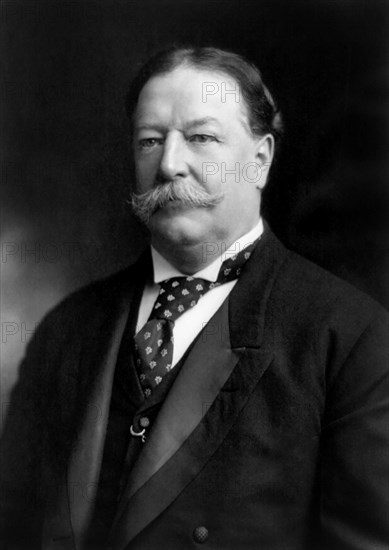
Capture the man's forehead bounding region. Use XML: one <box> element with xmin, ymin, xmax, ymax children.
<box><xmin>134</xmin><ymin>66</ymin><xmax>249</xmax><ymax>127</ymax></box>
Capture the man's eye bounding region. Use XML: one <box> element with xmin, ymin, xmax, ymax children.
<box><xmin>188</xmin><ymin>134</ymin><xmax>216</xmax><ymax>144</ymax></box>
<box><xmin>138</xmin><ymin>138</ymin><xmax>162</xmax><ymax>149</ymax></box>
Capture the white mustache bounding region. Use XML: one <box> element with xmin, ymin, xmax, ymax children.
<box><xmin>131</xmin><ymin>180</ymin><xmax>224</xmax><ymax>225</ymax></box>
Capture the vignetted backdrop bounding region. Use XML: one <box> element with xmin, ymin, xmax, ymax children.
<box><xmin>1</xmin><ymin>0</ymin><xmax>388</xmax><ymax>416</ymax></box>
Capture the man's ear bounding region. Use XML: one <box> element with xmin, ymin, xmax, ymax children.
<box><xmin>254</xmin><ymin>133</ymin><xmax>275</xmax><ymax>190</ymax></box>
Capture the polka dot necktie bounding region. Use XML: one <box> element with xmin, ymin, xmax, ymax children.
<box><xmin>134</xmin><ymin>239</ymin><xmax>259</xmax><ymax>398</ymax></box>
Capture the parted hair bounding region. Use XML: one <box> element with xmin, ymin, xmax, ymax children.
<box><xmin>126</xmin><ymin>46</ymin><xmax>284</xmax><ymax>147</ymax></box>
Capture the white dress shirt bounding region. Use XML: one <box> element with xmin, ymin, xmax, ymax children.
<box><xmin>136</xmin><ymin>218</ymin><xmax>264</xmax><ymax>367</ymax></box>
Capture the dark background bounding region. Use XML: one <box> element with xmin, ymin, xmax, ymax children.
<box><xmin>1</xmin><ymin>0</ymin><xmax>388</xmax><ymax>405</ymax></box>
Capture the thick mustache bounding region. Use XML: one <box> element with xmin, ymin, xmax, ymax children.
<box><xmin>131</xmin><ymin>180</ymin><xmax>224</xmax><ymax>225</ymax></box>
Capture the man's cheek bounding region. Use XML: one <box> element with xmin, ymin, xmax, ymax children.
<box><xmin>136</xmin><ymin>167</ymin><xmax>155</xmax><ymax>189</ymax></box>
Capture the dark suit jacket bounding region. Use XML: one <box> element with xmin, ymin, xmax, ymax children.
<box><xmin>1</xmin><ymin>228</ymin><xmax>388</xmax><ymax>550</ymax></box>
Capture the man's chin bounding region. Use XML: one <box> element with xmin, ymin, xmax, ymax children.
<box><xmin>148</xmin><ymin>206</ymin><xmax>209</xmax><ymax>244</ymax></box>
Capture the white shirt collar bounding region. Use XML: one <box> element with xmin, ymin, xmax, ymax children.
<box><xmin>151</xmin><ymin>218</ymin><xmax>264</xmax><ymax>284</ymax></box>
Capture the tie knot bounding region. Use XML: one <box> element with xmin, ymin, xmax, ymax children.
<box><xmin>150</xmin><ymin>276</ymin><xmax>213</xmax><ymax>322</ymax></box>
<box><xmin>149</xmin><ymin>237</ymin><xmax>259</xmax><ymax>323</ymax></box>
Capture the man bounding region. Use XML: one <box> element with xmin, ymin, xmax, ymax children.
<box><xmin>1</xmin><ymin>47</ymin><xmax>388</xmax><ymax>550</ymax></box>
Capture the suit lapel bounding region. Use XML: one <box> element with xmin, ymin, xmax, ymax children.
<box><xmin>110</xmin><ymin>228</ymin><xmax>288</xmax><ymax>549</ymax></box>
<box><xmin>44</xmin><ymin>254</ymin><xmax>151</xmax><ymax>548</ymax></box>
<box><xmin>66</xmin><ymin>297</ymin><xmax>131</xmax><ymax>548</ymax></box>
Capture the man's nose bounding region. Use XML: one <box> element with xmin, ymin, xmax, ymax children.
<box><xmin>158</xmin><ymin>133</ymin><xmax>189</xmax><ymax>180</ymax></box>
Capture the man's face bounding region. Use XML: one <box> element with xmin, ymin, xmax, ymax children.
<box><xmin>133</xmin><ymin>65</ymin><xmax>273</xmax><ymax>251</ymax></box>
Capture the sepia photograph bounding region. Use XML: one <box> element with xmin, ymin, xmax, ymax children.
<box><xmin>1</xmin><ymin>1</ymin><xmax>388</xmax><ymax>548</ymax></box>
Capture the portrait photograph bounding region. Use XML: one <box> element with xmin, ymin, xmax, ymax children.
<box><xmin>1</xmin><ymin>1</ymin><xmax>388</xmax><ymax>549</ymax></box>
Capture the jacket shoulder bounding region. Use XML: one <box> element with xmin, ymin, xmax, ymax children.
<box><xmin>29</xmin><ymin>254</ymin><xmax>147</xmax><ymax>349</ymax></box>
<box><xmin>47</xmin><ymin>257</ymin><xmax>144</xmax><ymax>318</ymax></box>
<box><xmin>275</xmin><ymin>245</ymin><xmax>388</xmax><ymax>338</ymax></box>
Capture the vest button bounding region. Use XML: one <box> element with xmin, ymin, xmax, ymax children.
<box><xmin>193</xmin><ymin>526</ymin><xmax>208</xmax><ymax>543</ymax></box>
<box><xmin>139</xmin><ymin>416</ymin><xmax>150</xmax><ymax>428</ymax></box>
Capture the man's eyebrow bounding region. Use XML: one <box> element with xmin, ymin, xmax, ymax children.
<box><xmin>134</xmin><ymin>122</ymin><xmax>166</xmax><ymax>132</ymax></box>
<box><xmin>183</xmin><ymin>117</ymin><xmax>221</xmax><ymax>130</ymax></box>
<box><xmin>134</xmin><ymin>117</ymin><xmax>221</xmax><ymax>132</ymax></box>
